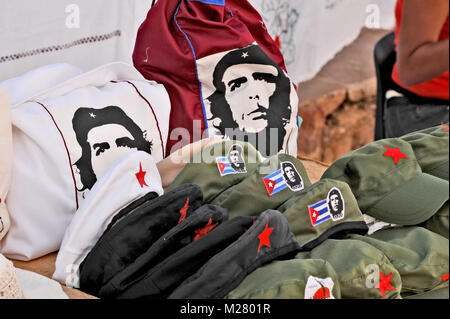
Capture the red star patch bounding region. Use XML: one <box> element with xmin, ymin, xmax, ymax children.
<box><xmin>442</xmin><ymin>123</ymin><xmax>449</xmax><ymax>133</ymax></box>
<box><xmin>193</xmin><ymin>218</ymin><xmax>218</xmax><ymax>242</ymax></box>
<box><xmin>178</xmin><ymin>197</ymin><xmax>189</xmax><ymax>224</ymax></box>
<box><xmin>383</xmin><ymin>146</ymin><xmax>408</xmax><ymax>165</ymax></box>
<box><xmin>135</xmin><ymin>162</ymin><xmax>149</xmax><ymax>188</ymax></box>
<box><xmin>376</xmin><ymin>271</ymin><xmax>396</xmax><ymax>298</ymax></box>
<box><xmin>257</xmin><ymin>218</ymin><xmax>274</xmax><ymax>253</ymax></box>
<box><xmin>442</xmin><ymin>273</ymin><xmax>449</xmax><ymax>282</ymax></box>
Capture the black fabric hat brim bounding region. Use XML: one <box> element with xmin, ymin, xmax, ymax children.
<box><xmin>168</xmin><ymin>210</ymin><xmax>301</xmax><ymax>299</ymax></box>
<box><xmin>79</xmin><ymin>184</ymin><xmax>203</xmax><ymax>296</ymax></box>
<box><xmin>116</xmin><ymin>214</ymin><xmax>253</xmax><ymax>299</ymax></box>
<box><xmin>99</xmin><ymin>204</ymin><xmax>229</xmax><ymax>298</ymax></box>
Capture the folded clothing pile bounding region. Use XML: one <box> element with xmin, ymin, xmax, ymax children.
<box><xmin>54</xmin><ymin>153</ymin><xmax>301</xmax><ymax>298</ymax></box>
<box><xmin>163</xmin><ymin>125</ymin><xmax>449</xmax><ymax>299</ymax></box>
<box><xmin>0</xmin><ymin>62</ymin><xmax>171</xmax><ymax>261</ymax></box>
<box><xmin>5</xmin><ymin>100</ymin><xmax>447</xmax><ymax>300</ymax></box>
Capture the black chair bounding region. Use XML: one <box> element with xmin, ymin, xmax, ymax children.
<box><xmin>373</xmin><ymin>32</ymin><xmax>449</xmax><ymax>140</ymax></box>
<box><xmin>373</xmin><ymin>32</ymin><xmax>399</xmax><ymax>140</ymax></box>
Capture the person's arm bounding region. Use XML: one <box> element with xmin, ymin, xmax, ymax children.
<box><xmin>397</xmin><ymin>0</ymin><xmax>449</xmax><ymax>86</ymax></box>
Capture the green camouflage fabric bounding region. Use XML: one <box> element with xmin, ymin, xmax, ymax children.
<box><xmin>420</xmin><ymin>201</ymin><xmax>449</xmax><ymax>239</ymax></box>
<box><xmin>167</xmin><ymin>141</ymin><xmax>262</xmax><ymax>203</ymax></box>
<box><xmin>211</xmin><ymin>154</ymin><xmax>312</xmax><ymax>219</ymax></box>
<box><xmin>347</xmin><ymin>226</ymin><xmax>449</xmax><ymax>298</ymax></box>
<box><xmin>278</xmin><ymin>179</ymin><xmax>368</xmax><ymax>250</ymax></box>
<box><xmin>321</xmin><ymin>138</ymin><xmax>449</xmax><ymax>226</ymax></box>
<box><xmin>297</xmin><ymin>238</ymin><xmax>402</xmax><ymax>299</ymax></box>
<box><xmin>226</xmin><ymin>258</ymin><xmax>341</xmax><ymax>299</ymax></box>
<box><xmin>401</xmin><ymin>124</ymin><xmax>449</xmax><ymax>181</ymax></box>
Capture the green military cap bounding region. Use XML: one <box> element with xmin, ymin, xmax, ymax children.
<box><xmin>347</xmin><ymin>226</ymin><xmax>449</xmax><ymax>298</ymax></box>
<box><xmin>401</xmin><ymin>124</ymin><xmax>449</xmax><ymax>181</ymax></box>
<box><xmin>167</xmin><ymin>141</ymin><xmax>262</xmax><ymax>203</ymax></box>
<box><xmin>420</xmin><ymin>201</ymin><xmax>449</xmax><ymax>239</ymax></box>
<box><xmin>226</xmin><ymin>258</ymin><xmax>341</xmax><ymax>299</ymax></box>
<box><xmin>321</xmin><ymin>138</ymin><xmax>449</xmax><ymax>226</ymax></box>
<box><xmin>403</xmin><ymin>287</ymin><xmax>449</xmax><ymax>299</ymax></box>
<box><xmin>278</xmin><ymin>179</ymin><xmax>368</xmax><ymax>250</ymax></box>
<box><xmin>297</xmin><ymin>238</ymin><xmax>402</xmax><ymax>299</ymax></box>
<box><xmin>211</xmin><ymin>154</ymin><xmax>312</xmax><ymax>219</ymax></box>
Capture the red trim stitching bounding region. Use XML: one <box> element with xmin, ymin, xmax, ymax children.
<box><xmin>111</xmin><ymin>80</ymin><xmax>166</xmax><ymax>158</ymax></box>
<box><xmin>35</xmin><ymin>102</ymin><xmax>79</xmax><ymax>209</ymax></box>
<box><xmin>0</xmin><ymin>30</ymin><xmax>121</xmax><ymax>64</ymax></box>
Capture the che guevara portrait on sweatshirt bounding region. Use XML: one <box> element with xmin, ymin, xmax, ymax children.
<box><xmin>197</xmin><ymin>43</ymin><xmax>299</xmax><ymax>158</ymax></box>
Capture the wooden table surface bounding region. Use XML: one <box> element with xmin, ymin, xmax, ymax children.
<box><xmin>11</xmin><ymin>253</ymin><xmax>97</xmax><ymax>299</ymax></box>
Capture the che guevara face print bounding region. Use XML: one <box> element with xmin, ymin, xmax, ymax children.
<box><xmin>198</xmin><ymin>43</ymin><xmax>299</xmax><ymax>158</ymax></box>
<box><xmin>227</xmin><ymin>144</ymin><xmax>246</xmax><ymax>173</ymax></box>
<box><xmin>281</xmin><ymin>161</ymin><xmax>303</xmax><ymax>191</ymax></box>
<box><xmin>72</xmin><ymin>106</ymin><xmax>153</xmax><ymax>192</ymax></box>
<box><xmin>327</xmin><ymin>187</ymin><xmax>345</xmax><ymax>221</ymax></box>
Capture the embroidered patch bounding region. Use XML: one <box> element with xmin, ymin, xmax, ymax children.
<box><xmin>216</xmin><ymin>144</ymin><xmax>247</xmax><ymax>176</ymax></box>
<box><xmin>327</xmin><ymin>187</ymin><xmax>345</xmax><ymax>221</ymax></box>
<box><xmin>262</xmin><ymin>161</ymin><xmax>303</xmax><ymax>197</ymax></box>
<box><xmin>383</xmin><ymin>146</ymin><xmax>408</xmax><ymax>165</ymax></box>
<box><xmin>308</xmin><ymin>199</ymin><xmax>332</xmax><ymax>227</ymax></box>
<box><xmin>304</xmin><ymin>276</ymin><xmax>335</xmax><ymax>299</ymax></box>
<box><xmin>193</xmin><ymin>218</ymin><xmax>219</xmax><ymax>242</ymax></box>
<box><xmin>257</xmin><ymin>218</ymin><xmax>274</xmax><ymax>253</ymax></box>
<box><xmin>280</xmin><ymin>161</ymin><xmax>304</xmax><ymax>191</ymax></box>
<box><xmin>178</xmin><ymin>197</ymin><xmax>190</xmax><ymax>224</ymax></box>
<box><xmin>377</xmin><ymin>272</ymin><xmax>396</xmax><ymax>298</ymax></box>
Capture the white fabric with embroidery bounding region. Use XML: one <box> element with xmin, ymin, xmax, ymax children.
<box><xmin>0</xmin><ymin>0</ymin><xmax>151</xmax><ymax>82</ymax></box>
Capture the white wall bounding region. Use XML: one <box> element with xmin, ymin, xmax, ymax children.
<box><xmin>0</xmin><ymin>0</ymin><xmax>396</xmax><ymax>83</ymax></box>
<box><xmin>0</xmin><ymin>0</ymin><xmax>150</xmax><ymax>82</ymax></box>
<box><xmin>251</xmin><ymin>0</ymin><xmax>397</xmax><ymax>83</ymax></box>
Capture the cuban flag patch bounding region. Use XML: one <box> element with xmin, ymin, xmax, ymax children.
<box><xmin>262</xmin><ymin>169</ymin><xmax>287</xmax><ymax>197</ymax></box>
<box><xmin>308</xmin><ymin>199</ymin><xmax>331</xmax><ymax>227</ymax></box>
<box><xmin>263</xmin><ymin>161</ymin><xmax>304</xmax><ymax>197</ymax></box>
<box><xmin>216</xmin><ymin>157</ymin><xmax>237</xmax><ymax>176</ymax></box>
<box><xmin>216</xmin><ymin>144</ymin><xmax>247</xmax><ymax>177</ymax></box>
<box><xmin>216</xmin><ymin>157</ymin><xmax>240</xmax><ymax>176</ymax></box>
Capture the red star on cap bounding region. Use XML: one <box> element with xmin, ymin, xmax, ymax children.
<box><xmin>376</xmin><ymin>271</ymin><xmax>396</xmax><ymax>298</ymax></box>
<box><xmin>442</xmin><ymin>273</ymin><xmax>449</xmax><ymax>282</ymax></box>
<box><xmin>178</xmin><ymin>197</ymin><xmax>189</xmax><ymax>224</ymax></box>
<box><xmin>257</xmin><ymin>218</ymin><xmax>274</xmax><ymax>253</ymax></box>
<box><xmin>442</xmin><ymin>123</ymin><xmax>449</xmax><ymax>132</ymax></box>
<box><xmin>383</xmin><ymin>146</ymin><xmax>408</xmax><ymax>165</ymax></box>
<box><xmin>193</xmin><ymin>218</ymin><xmax>218</xmax><ymax>242</ymax></box>
<box><xmin>135</xmin><ymin>162</ymin><xmax>149</xmax><ymax>188</ymax></box>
